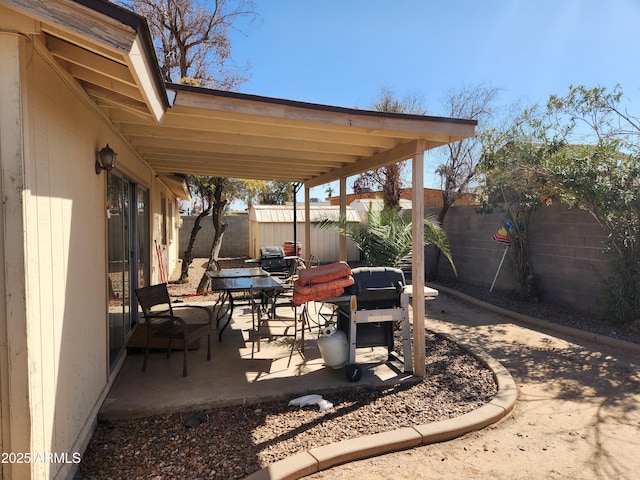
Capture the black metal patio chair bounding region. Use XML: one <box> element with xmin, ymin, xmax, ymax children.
<box><xmin>135</xmin><ymin>283</ymin><xmax>213</xmax><ymax>377</ymax></box>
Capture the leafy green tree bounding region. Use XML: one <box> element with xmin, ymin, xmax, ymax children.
<box><xmin>480</xmin><ymin>85</ymin><xmax>640</xmax><ymax>323</ymax></box>
<box><xmin>234</xmin><ymin>179</ymin><xmax>266</xmax><ymax>208</ymax></box>
<box><xmin>233</xmin><ymin>180</ymin><xmax>291</xmax><ymax>206</ymax></box>
<box><xmin>477</xmin><ymin>139</ymin><xmax>563</xmax><ymax>300</ymax></box>
<box><xmin>318</xmin><ymin>209</ymin><xmax>456</xmax><ymax>273</ymax></box>
<box><xmin>257</xmin><ymin>181</ymin><xmax>291</xmax><ymax>205</ymax></box>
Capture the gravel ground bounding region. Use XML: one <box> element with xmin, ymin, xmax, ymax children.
<box><xmin>432</xmin><ymin>278</ymin><xmax>640</xmax><ymax>345</ymax></box>
<box><xmin>77</xmin><ymin>332</ymin><xmax>496</xmax><ymax>479</ymax></box>
<box><xmin>76</xmin><ymin>258</ymin><xmax>637</xmax><ymax>479</ymax></box>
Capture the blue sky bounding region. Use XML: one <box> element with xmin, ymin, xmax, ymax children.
<box><xmin>228</xmin><ymin>0</ymin><xmax>640</xmax><ymax>200</ymax></box>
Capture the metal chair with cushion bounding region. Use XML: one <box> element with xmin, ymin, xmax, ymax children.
<box><xmin>135</xmin><ymin>283</ymin><xmax>213</xmax><ymax>377</ymax></box>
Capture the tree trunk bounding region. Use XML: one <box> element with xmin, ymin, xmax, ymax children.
<box><xmin>174</xmin><ymin>207</ymin><xmax>211</xmax><ymax>283</ymax></box>
<box><xmin>427</xmin><ymin>202</ymin><xmax>450</xmax><ymax>281</ymax></box>
<box><xmin>197</xmin><ymin>186</ymin><xmax>228</xmax><ymax>293</ymax></box>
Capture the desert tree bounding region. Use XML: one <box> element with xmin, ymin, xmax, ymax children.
<box><xmin>195</xmin><ymin>177</ymin><xmax>243</xmax><ymax>292</ymax></box>
<box><xmin>174</xmin><ymin>176</ymin><xmax>215</xmax><ymax>283</ymax></box>
<box><xmin>117</xmin><ymin>0</ymin><xmax>256</xmax><ymax>89</ymax></box>
<box><xmin>428</xmin><ymin>84</ymin><xmax>502</xmax><ymax>280</ymax></box>
<box><xmin>352</xmin><ymin>88</ymin><xmax>427</xmax><ymax>210</ymax></box>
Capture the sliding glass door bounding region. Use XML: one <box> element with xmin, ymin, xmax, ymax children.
<box><xmin>107</xmin><ymin>173</ymin><xmax>149</xmax><ymax>369</ymax></box>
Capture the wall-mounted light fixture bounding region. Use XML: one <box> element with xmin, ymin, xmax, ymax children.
<box><xmin>95</xmin><ymin>144</ymin><xmax>117</xmax><ymax>174</ymax></box>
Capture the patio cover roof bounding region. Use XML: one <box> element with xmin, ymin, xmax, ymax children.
<box><xmin>4</xmin><ymin>0</ymin><xmax>477</xmax><ymax>193</ymax></box>
<box><xmin>151</xmin><ymin>85</ymin><xmax>477</xmax><ymax>188</ymax></box>
<box><xmin>5</xmin><ymin>0</ymin><xmax>477</xmax><ymax>377</ymax></box>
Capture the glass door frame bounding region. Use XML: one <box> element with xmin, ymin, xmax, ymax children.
<box><xmin>107</xmin><ymin>172</ymin><xmax>149</xmax><ymax>370</ymax></box>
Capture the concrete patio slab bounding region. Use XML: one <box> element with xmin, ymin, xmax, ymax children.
<box><xmin>100</xmin><ymin>301</ymin><xmax>414</xmax><ymax>420</ymax></box>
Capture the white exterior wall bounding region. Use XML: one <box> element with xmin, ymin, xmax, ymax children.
<box><xmin>0</xmin><ymin>29</ymin><xmax>180</xmax><ymax>479</ymax></box>
<box><xmin>22</xmin><ymin>40</ymin><xmax>120</xmax><ymax>480</ymax></box>
<box><xmin>307</xmin><ymin>223</ymin><xmax>360</xmax><ymax>263</ymax></box>
<box><xmin>0</xmin><ymin>32</ymin><xmax>31</xmax><ymax>480</ymax></box>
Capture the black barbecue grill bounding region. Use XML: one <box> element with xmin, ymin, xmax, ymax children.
<box><xmin>259</xmin><ymin>246</ymin><xmax>289</xmax><ymax>276</ymax></box>
<box><xmin>335</xmin><ymin>266</ymin><xmax>407</xmax><ymax>359</ymax></box>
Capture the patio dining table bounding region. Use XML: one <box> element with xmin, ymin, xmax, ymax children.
<box><xmin>206</xmin><ymin>269</ymin><xmax>286</xmax><ymax>341</ymax></box>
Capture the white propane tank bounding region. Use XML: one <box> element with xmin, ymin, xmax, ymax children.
<box><xmin>317</xmin><ymin>325</ymin><xmax>348</xmax><ymax>369</ymax></box>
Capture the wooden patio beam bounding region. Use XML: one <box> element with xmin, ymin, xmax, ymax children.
<box><xmin>305</xmin><ymin>140</ymin><xmax>422</xmax><ymax>188</ymax></box>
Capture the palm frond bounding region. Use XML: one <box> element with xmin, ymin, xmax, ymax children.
<box><xmin>318</xmin><ymin>208</ymin><xmax>457</xmax><ymax>274</ymax></box>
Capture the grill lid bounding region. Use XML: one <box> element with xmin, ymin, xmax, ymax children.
<box><xmin>260</xmin><ymin>246</ymin><xmax>285</xmax><ymax>259</ymax></box>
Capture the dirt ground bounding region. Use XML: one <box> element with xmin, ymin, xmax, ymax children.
<box><xmin>168</xmin><ymin>258</ymin><xmax>640</xmax><ymax>479</ymax></box>
<box><xmin>305</xmin><ymin>293</ymin><xmax>640</xmax><ymax>480</ymax></box>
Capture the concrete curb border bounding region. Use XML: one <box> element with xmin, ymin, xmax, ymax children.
<box><xmin>244</xmin><ymin>322</ymin><xmax>518</xmax><ymax>479</ymax></box>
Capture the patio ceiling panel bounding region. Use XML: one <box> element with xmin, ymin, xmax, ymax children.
<box><xmin>142</xmin><ymin>154</ymin><xmax>345</xmax><ymax>175</ymax></box>
<box><xmin>118</xmin><ymin>124</ymin><xmax>380</xmax><ymax>158</ymax></box>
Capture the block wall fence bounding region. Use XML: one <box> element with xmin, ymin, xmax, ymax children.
<box><xmin>179</xmin><ymin>213</ymin><xmax>250</xmax><ymax>259</ymax></box>
<box><xmin>179</xmin><ymin>203</ymin><xmax>612</xmax><ymax>315</ymax></box>
<box><xmin>425</xmin><ymin>203</ymin><xmax>611</xmax><ymax>315</ymax></box>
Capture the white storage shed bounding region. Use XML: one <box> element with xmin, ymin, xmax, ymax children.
<box><xmin>248</xmin><ymin>205</ymin><xmax>361</xmax><ymax>263</ymax></box>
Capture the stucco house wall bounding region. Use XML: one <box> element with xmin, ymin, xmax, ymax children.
<box><xmin>0</xmin><ymin>21</ymin><xmax>181</xmax><ymax>480</ymax></box>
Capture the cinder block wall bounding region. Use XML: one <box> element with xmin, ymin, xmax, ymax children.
<box><xmin>428</xmin><ymin>203</ymin><xmax>611</xmax><ymax>315</ymax></box>
<box><xmin>179</xmin><ymin>213</ymin><xmax>249</xmax><ymax>258</ymax></box>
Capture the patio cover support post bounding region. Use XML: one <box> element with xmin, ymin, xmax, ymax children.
<box><xmin>292</xmin><ymin>182</ymin><xmax>303</xmax><ymax>259</ymax></box>
<box><xmin>412</xmin><ymin>142</ymin><xmax>426</xmax><ymax>377</ymax></box>
<box><xmin>304</xmin><ymin>185</ymin><xmax>311</xmax><ymax>263</ymax></box>
<box><xmin>339</xmin><ymin>177</ymin><xmax>347</xmax><ymax>262</ymax></box>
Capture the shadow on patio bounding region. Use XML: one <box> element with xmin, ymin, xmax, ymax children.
<box><xmin>99</xmin><ymin>300</ymin><xmax>414</xmax><ymax>421</ymax></box>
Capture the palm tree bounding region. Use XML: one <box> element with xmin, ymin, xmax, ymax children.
<box><xmin>318</xmin><ymin>208</ymin><xmax>457</xmax><ymax>274</ymax></box>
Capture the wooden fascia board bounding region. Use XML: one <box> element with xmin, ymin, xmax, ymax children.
<box><xmin>305</xmin><ymin>140</ymin><xmax>426</xmax><ymax>188</ymax></box>
<box><xmin>126</xmin><ymin>34</ymin><xmax>166</xmax><ymax>122</ymax></box>
<box><xmin>171</xmin><ymin>88</ymin><xmax>477</xmax><ymax>138</ymax></box>
<box><xmin>0</xmin><ymin>3</ymin><xmax>41</xmax><ymax>33</ymax></box>
<box><xmin>8</xmin><ymin>0</ymin><xmax>167</xmax><ymax>122</ymax></box>
<box><xmin>158</xmin><ymin>175</ymin><xmax>190</xmax><ymax>200</ymax></box>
